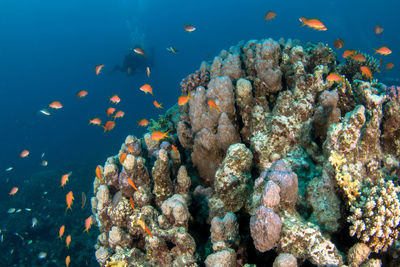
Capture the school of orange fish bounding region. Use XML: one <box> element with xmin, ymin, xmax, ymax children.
<box><xmin>6</xmin><ymin>13</ymin><xmax>395</xmax><ymax>266</ymax></box>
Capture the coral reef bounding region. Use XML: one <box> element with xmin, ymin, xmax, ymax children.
<box><xmin>91</xmin><ymin>37</ymin><xmax>400</xmax><ymax>266</ymax></box>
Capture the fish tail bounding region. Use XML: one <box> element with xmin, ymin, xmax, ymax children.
<box><xmin>102</xmin><ymin>126</ymin><xmax>107</xmax><ymax>132</ymax></box>
<box><xmin>144</xmin><ymin>225</ymin><xmax>153</xmax><ymax>238</ymax></box>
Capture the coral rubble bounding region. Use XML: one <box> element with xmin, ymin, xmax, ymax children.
<box><xmin>92</xmin><ymin>37</ymin><xmax>400</xmax><ymax>266</ymax></box>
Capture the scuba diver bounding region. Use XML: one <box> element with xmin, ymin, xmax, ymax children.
<box><xmin>110</xmin><ymin>46</ymin><xmax>154</xmax><ymax>77</ymax></box>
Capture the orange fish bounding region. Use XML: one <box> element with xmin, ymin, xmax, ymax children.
<box><xmin>65</xmin><ymin>235</ymin><xmax>71</xmax><ymax>248</ymax></box>
<box><xmin>84</xmin><ymin>216</ymin><xmax>92</xmax><ymax>233</ymax></box>
<box><xmin>178</xmin><ymin>94</ymin><xmax>191</xmax><ymax>106</ymax></box>
<box><xmin>133</xmin><ymin>47</ymin><xmax>146</xmax><ymax>56</ymax></box>
<box><xmin>102</xmin><ymin>121</ymin><xmax>116</xmax><ymax>132</ymax></box>
<box><xmin>146</xmin><ymin>66</ymin><xmax>151</xmax><ymax>78</ymax></box>
<box><xmin>171</xmin><ymin>144</ymin><xmax>179</xmax><ymax>155</ymax></box>
<box><xmin>351</xmin><ymin>54</ymin><xmax>366</xmax><ymax>63</ymax></box>
<box><xmin>151</xmin><ymin>130</ymin><xmax>171</xmax><ymax>141</ymax></box>
<box><xmin>95</xmin><ymin>64</ymin><xmax>104</xmax><ymax>75</ymax></box>
<box><xmin>374</xmin><ymin>25</ymin><xmax>384</xmax><ymax>35</ymax></box>
<box><xmin>137</xmin><ymin>219</ymin><xmax>153</xmax><ymax>238</ymax></box>
<box><xmin>360</xmin><ymin>66</ymin><xmax>372</xmax><ymax>79</ymax></box>
<box><xmin>326</xmin><ymin>73</ymin><xmax>342</xmax><ymax>83</ymax></box>
<box><xmin>20</xmin><ymin>149</ymin><xmax>29</xmax><ymax>158</ymax></box>
<box><xmin>333</xmin><ymin>38</ymin><xmax>344</xmax><ymax>49</ymax></box>
<box><xmin>107</xmin><ymin>107</ymin><xmax>116</xmax><ymax>116</ymax></box>
<box><xmin>95</xmin><ymin>165</ymin><xmax>104</xmax><ymax>184</ymax></box>
<box><xmin>184</xmin><ymin>24</ymin><xmax>196</xmax><ymax>32</ymax></box>
<box><xmin>110</xmin><ymin>95</ymin><xmax>120</xmax><ymax>104</ymax></box>
<box><xmin>265</xmin><ymin>11</ymin><xmax>276</xmax><ymax>22</ymax></box>
<box><xmin>208</xmin><ymin>99</ymin><xmax>220</xmax><ymax>112</ymax></box>
<box><xmin>127</xmin><ymin>67</ymin><xmax>131</xmax><ymax>74</ymax></box>
<box><xmin>299</xmin><ymin>17</ymin><xmax>327</xmax><ymax>31</ymax></box>
<box><xmin>49</xmin><ymin>101</ymin><xmax>63</xmax><ymax>109</ymax></box>
<box><xmin>9</xmin><ymin>187</ymin><xmax>18</xmax><ymax>196</ymax></box>
<box><xmin>138</xmin><ymin>118</ymin><xmax>149</xmax><ymax>127</ymax></box>
<box><xmin>343</xmin><ymin>49</ymin><xmax>356</xmax><ymax>59</ymax></box>
<box><xmin>153</xmin><ymin>100</ymin><xmax>163</xmax><ymax>109</ymax></box>
<box><xmin>66</xmin><ymin>191</ymin><xmax>74</xmax><ymax>211</ymax></box>
<box><xmin>58</xmin><ymin>225</ymin><xmax>65</xmax><ymax>239</ymax></box>
<box><xmin>60</xmin><ymin>172</ymin><xmax>72</xmax><ymax>188</ymax></box>
<box><xmin>119</xmin><ymin>152</ymin><xmax>127</xmax><ymax>164</ymax></box>
<box><xmin>77</xmin><ymin>90</ymin><xmax>88</xmax><ymax>98</ymax></box>
<box><xmin>374</xmin><ymin>46</ymin><xmax>392</xmax><ymax>56</ymax></box>
<box><xmin>140</xmin><ymin>84</ymin><xmax>153</xmax><ymax>95</ymax></box>
<box><xmin>127</xmin><ymin>145</ymin><xmax>135</xmax><ymax>154</ymax></box>
<box><xmin>113</xmin><ymin>111</ymin><xmax>125</xmax><ymax>119</ymax></box>
<box><xmin>127</xmin><ymin>177</ymin><xmax>138</xmax><ymax>191</ymax></box>
<box><xmin>129</xmin><ymin>197</ymin><xmax>135</xmax><ymax>210</ymax></box>
<box><xmin>386</xmin><ymin>62</ymin><xmax>394</xmax><ymax>70</ymax></box>
<box><xmin>89</xmin><ymin>118</ymin><xmax>102</xmax><ymax>125</ymax></box>
<box><xmin>65</xmin><ymin>255</ymin><xmax>70</xmax><ymax>267</ymax></box>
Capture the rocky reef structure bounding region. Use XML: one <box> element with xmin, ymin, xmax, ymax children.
<box><xmin>91</xmin><ymin>38</ymin><xmax>400</xmax><ymax>266</ymax></box>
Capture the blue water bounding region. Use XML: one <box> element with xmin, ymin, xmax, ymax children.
<box><xmin>0</xmin><ymin>0</ymin><xmax>399</xmax><ymax>265</ymax></box>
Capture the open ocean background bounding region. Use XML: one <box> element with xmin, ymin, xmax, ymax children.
<box><xmin>0</xmin><ymin>0</ymin><xmax>399</xmax><ymax>265</ymax></box>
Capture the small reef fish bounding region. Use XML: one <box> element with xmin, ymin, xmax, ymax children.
<box><xmin>8</xmin><ymin>208</ymin><xmax>16</xmax><ymax>213</ymax></box>
<box><xmin>9</xmin><ymin>187</ymin><xmax>18</xmax><ymax>196</ymax></box>
<box><xmin>41</xmin><ymin>159</ymin><xmax>48</xmax><ymax>166</ymax></box>
<box><xmin>207</xmin><ymin>99</ymin><xmax>220</xmax><ymax>112</ymax></box>
<box><xmin>95</xmin><ymin>64</ymin><xmax>104</xmax><ymax>75</ymax></box>
<box><xmin>178</xmin><ymin>94</ymin><xmax>191</xmax><ymax>106</ymax></box>
<box><xmin>166</xmin><ymin>46</ymin><xmax>178</xmax><ymax>54</ymax></box>
<box><xmin>0</xmin><ymin>234</ymin><xmax>3</xmax><ymax>243</ymax></box>
<box><xmin>360</xmin><ymin>66</ymin><xmax>372</xmax><ymax>79</ymax></box>
<box><xmin>25</xmin><ymin>208</ymin><xmax>32</xmax><ymax>211</ymax></box>
<box><xmin>386</xmin><ymin>63</ymin><xmax>394</xmax><ymax>70</ymax></box>
<box><xmin>129</xmin><ymin>197</ymin><xmax>135</xmax><ymax>210</ymax></box>
<box><xmin>343</xmin><ymin>49</ymin><xmax>356</xmax><ymax>59</ymax></box>
<box><xmin>66</xmin><ymin>255</ymin><xmax>71</xmax><ymax>267</ymax></box>
<box><xmin>16</xmin><ymin>209</ymin><xmax>21</xmax><ymax>213</ymax></box>
<box><xmin>127</xmin><ymin>145</ymin><xmax>135</xmax><ymax>154</ymax></box>
<box><xmin>77</xmin><ymin>90</ymin><xmax>88</xmax><ymax>98</ymax></box>
<box><xmin>31</xmin><ymin>217</ymin><xmax>38</xmax><ymax>228</ymax></box>
<box><xmin>66</xmin><ymin>235</ymin><xmax>71</xmax><ymax>248</ymax></box>
<box><xmin>39</xmin><ymin>109</ymin><xmax>51</xmax><ymax>116</ymax></box>
<box><xmin>20</xmin><ymin>150</ymin><xmax>30</xmax><ymax>158</ymax></box>
<box><xmin>127</xmin><ymin>177</ymin><xmax>138</xmax><ymax>191</ymax></box>
<box><xmin>333</xmin><ymin>38</ymin><xmax>344</xmax><ymax>49</ymax></box>
<box><xmin>146</xmin><ymin>67</ymin><xmax>150</xmax><ymax>78</ymax></box>
<box><xmin>119</xmin><ymin>152</ymin><xmax>127</xmax><ymax>164</ymax></box>
<box><xmin>351</xmin><ymin>54</ymin><xmax>366</xmax><ymax>63</ymax></box>
<box><xmin>140</xmin><ymin>84</ymin><xmax>153</xmax><ymax>95</ymax></box>
<box><xmin>38</xmin><ymin>252</ymin><xmax>47</xmax><ymax>259</ymax></box>
<box><xmin>27</xmin><ymin>240</ymin><xmax>32</xmax><ymax>245</ymax></box>
<box><xmin>60</xmin><ymin>172</ymin><xmax>72</xmax><ymax>188</ymax></box>
<box><xmin>374</xmin><ymin>25</ymin><xmax>384</xmax><ymax>35</ymax></box>
<box><xmin>84</xmin><ymin>216</ymin><xmax>92</xmax><ymax>233</ymax></box>
<box><xmin>81</xmin><ymin>192</ymin><xmax>87</xmax><ymax>209</ymax></box>
<box><xmin>89</xmin><ymin>118</ymin><xmax>102</xmax><ymax>125</ymax></box>
<box><xmin>113</xmin><ymin>111</ymin><xmax>125</xmax><ymax>119</ymax></box>
<box><xmin>184</xmin><ymin>24</ymin><xmax>196</xmax><ymax>32</ymax></box>
<box><xmin>49</xmin><ymin>101</ymin><xmax>63</xmax><ymax>109</ymax></box>
<box><xmin>110</xmin><ymin>95</ymin><xmax>120</xmax><ymax>104</ymax></box>
<box><xmin>102</xmin><ymin>121</ymin><xmax>116</xmax><ymax>132</ymax></box>
<box><xmin>5</xmin><ymin>167</ymin><xmax>13</xmax><ymax>172</ymax></box>
<box><xmin>171</xmin><ymin>145</ymin><xmax>179</xmax><ymax>155</ymax></box>
<box><xmin>138</xmin><ymin>119</ymin><xmax>149</xmax><ymax>127</ymax></box>
<box><xmin>326</xmin><ymin>73</ymin><xmax>342</xmax><ymax>83</ymax></box>
<box><xmin>41</xmin><ymin>153</ymin><xmax>45</xmax><ymax>158</ymax></box>
<box><xmin>137</xmin><ymin>219</ymin><xmax>153</xmax><ymax>238</ymax></box>
<box><xmin>299</xmin><ymin>17</ymin><xmax>327</xmax><ymax>31</ymax></box>
<box><xmin>95</xmin><ymin>166</ymin><xmax>104</xmax><ymax>184</ymax></box>
<box><xmin>153</xmin><ymin>100</ymin><xmax>163</xmax><ymax>109</ymax></box>
<box><xmin>151</xmin><ymin>130</ymin><xmax>171</xmax><ymax>141</ymax></box>
<box><xmin>374</xmin><ymin>46</ymin><xmax>392</xmax><ymax>55</ymax></box>
<box><xmin>66</xmin><ymin>191</ymin><xmax>74</xmax><ymax>211</ymax></box>
<box><xmin>58</xmin><ymin>225</ymin><xmax>65</xmax><ymax>239</ymax></box>
<box><xmin>264</xmin><ymin>11</ymin><xmax>276</xmax><ymax>22</ymax></box>
<box><xmin>133</xmin><ymin>47</ymin><xmax>146</xmax><ymax>56</ymax></box>
<box><xmin>107</xmin><ymin>107</ymin><xmax>116</xmax><ymax>117</ymax></box>
<box><xmin>14</xmin><ymin>232</ymin><xmax>24</xmax><ymax>240</ymax></box>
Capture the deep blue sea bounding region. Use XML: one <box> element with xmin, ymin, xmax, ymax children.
<box><xmin>0</xmin><ymin>0</ymin><xmax>399</xmax><ymax>266</ymax></box>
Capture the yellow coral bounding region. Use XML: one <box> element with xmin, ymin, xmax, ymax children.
<box><xmin>329</xmin><ymin>151</ymin><xmax>346</xmax><ymax>167</ymax></box>
<box><xmin>105</xmin><ymin>260</ymin><xmax>127</xmax><ymax>267</ymax></box>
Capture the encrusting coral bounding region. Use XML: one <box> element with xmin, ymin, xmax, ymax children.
<box><xmin>91</xmin><ymin>37</ymin><xmax>400</xmax><ymax>266</ymax></box>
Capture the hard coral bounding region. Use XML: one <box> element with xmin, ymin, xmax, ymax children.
<box><xmin>348</xmin><ymin>178</ymin><xmax>400</xmax><ymax>253</ymax></box>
